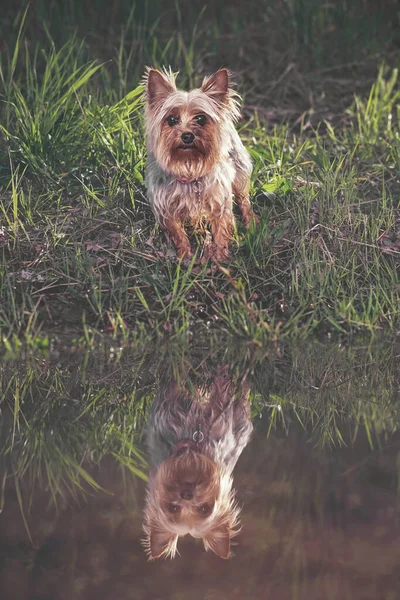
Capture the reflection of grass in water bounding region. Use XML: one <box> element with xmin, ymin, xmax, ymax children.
<box><xmin>1</xmin><ymin>336</ymin><xmax>399</xmax><ymax>516</ymax></box>
<box><xmin>253</xmin><ymin>338</ymin><xmax>400</xmax><ymax>448</ymax></box>
<box><xmin>0</xmin><ymin>334</ymin><xmax>258</xmax><ymax>510</ymax></box>
<box><xmin>1</xmin><ymin>360</ymin><xmax>149</xmax><ymax>516</ymax></box>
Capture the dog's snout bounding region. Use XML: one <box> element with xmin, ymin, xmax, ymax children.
<box><xmin>181</xmin><ymin>131</ymin><xmax>195</xmax><ymax>145</ymax></box>
<box><xmin>180</xmin><ymin>489</ymin><xmax>194</xmax><ymax>500</ymax></box>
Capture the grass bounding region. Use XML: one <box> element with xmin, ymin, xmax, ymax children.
<box><xmin>1</xmin><ymin>3</ymin><xmax>399</xmax><ymax>572</ymax></box>
<box><xmin>0</xmin><ymin>1</ymin><xmax>400</xmax><ymax>344</ymax></box>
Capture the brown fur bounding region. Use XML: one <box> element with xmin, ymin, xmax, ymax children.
<box><xmin>144</xmin><ymin>68</ymin><xmax>258</xmax><ymax>261</ymax></box>
<box><xmin>142</xmin><ymin>366</ymin><xmax>253</xmax><ymax>559</ymax></box>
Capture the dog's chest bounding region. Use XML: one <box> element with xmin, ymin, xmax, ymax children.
<box><xmin>178</xmin><ymin>190</ymin><xmax>227</xmax><ymax>223</ymax></box>
<box><xmin>172</xmin><ymin>175</ymin><xmax>235</xmax><ymax>221</ymax></box>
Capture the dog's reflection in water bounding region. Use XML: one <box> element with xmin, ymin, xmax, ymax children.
<box><xmin>143</xmin><ymin>366</ymin><xmax>253</xmax><ymax>560</ymax></box>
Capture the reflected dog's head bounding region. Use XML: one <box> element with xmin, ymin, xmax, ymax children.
<box><xmin>144</xmin><ymin>443</ymin><xmax>239</xmax><ymax>560</ymax></box>
<box><xmin>142</xmin><ymin>369</ymin><xmax>253</xmax><ymax>560</ymax></box>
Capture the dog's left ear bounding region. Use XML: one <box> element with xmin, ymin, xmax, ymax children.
<box><xmin>201</xmin><ymin>69</ymin><xmax>231</xmax><ymax>104</ymax></box>
<box><xmin>203</xmin><ymin>523</ymin><xmax>231</xmax><ymax>559</ymax></box>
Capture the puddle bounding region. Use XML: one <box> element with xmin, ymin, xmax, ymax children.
<box><xmin>0</xmin><ymin>338</ymin><xmax>399</xmax><ymax>599</ymax></box>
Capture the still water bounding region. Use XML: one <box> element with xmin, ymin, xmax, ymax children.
<box><xmin>0</xmin><ymin>338</ymin><xmax>399</xmax><ymax>599</ymax></box>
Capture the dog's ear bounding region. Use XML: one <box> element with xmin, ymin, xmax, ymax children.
<box><xmin>203</xmin><ymin>523</ymin><xmax>231</xmax><ymax>559</ymax></box>
<box><xmin>147</xmin><ymin>526</ymin><xmax>179</xmax><ymax>560</ymax></box>
<box><xmin>145</xmin><ymin>68</ymin><xmax>176</xmax><ymax>106</ymax></box>
<box><xmin>201</xmin><ymin>69</ymin><xmax>230</xmax><ymax>104</ymax></box>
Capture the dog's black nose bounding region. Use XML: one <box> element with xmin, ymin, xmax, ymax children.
<box><xmin>181</xmin><ymin>132</ymin><xmax>195</xmax><ymax>145</ymax></box>
<box><xmin>180</xmin><ymin>489</ymin><xmax>194</xmax><ymax>500</ymax></box>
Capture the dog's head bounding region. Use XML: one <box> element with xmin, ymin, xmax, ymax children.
<box><xmin>143</xmin><ymin>445</ymin><xmax>240</xmax><ymax>560</ymax></box>
<box><xmin>143</xmin><ymin>68</ymin><xmax>240</xmax><ymax>180</ymax></box>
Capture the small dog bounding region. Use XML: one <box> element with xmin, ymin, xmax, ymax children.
<box><xmin>143</xmin><ymin>67</ymin><xmax>257</xmax><ymax>261</ymax></box>
<box><xmin>142</xmin><ymin>366</ymin><xmax>253</xmax><ymax>559</ymax></box>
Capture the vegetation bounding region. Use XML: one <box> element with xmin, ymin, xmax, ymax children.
<box><xmin>0</xmin><ymin>1</ymin><xmax>399</xmax><ymax>344</ymax></box>
<box><xmin>1</xmin><ymin>8</ymin><xmax>399</xmax><ymax>593</ymax></box>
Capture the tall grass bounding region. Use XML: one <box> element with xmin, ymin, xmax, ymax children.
<box><xmin>0</xmin><ymin>3</ymin><xmax>399</xmax><ymax>341</ymax></box>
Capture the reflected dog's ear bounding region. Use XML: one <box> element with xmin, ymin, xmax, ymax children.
<box><xmin>203</xmin><ymin>523</ymin><xmax>231</xmax><ymax>559</ymax></box>
<box><xmin>143</xmin><ymin>523</ymin><xmax>179</xmax><ymax>560</ymax></box>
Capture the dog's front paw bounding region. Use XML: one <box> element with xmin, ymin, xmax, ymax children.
<box><xmin>176</xmin><ymin>244</ymin><xmax>193</xmax><ymax>262</ymax></box>
<box><xmin>203</xmin><ymin>243</ymin><xmax>230</xmax><ymax>263</ymax></box>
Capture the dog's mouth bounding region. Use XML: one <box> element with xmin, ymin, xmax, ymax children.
<box><xmin>177</xmin><ymin>144</ymin><xmax>196</xmax><ymax>150</ymax></box>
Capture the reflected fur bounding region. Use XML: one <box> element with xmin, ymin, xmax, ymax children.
<box><xmin>142</xmin><ymin>367</ymin><xmax>253</xmax><ymax>559</ymax></box>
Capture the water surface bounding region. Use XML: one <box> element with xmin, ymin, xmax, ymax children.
<box><xmin>0</xmin><ymin>338</ymin><xmax>399</xmax><ymax>599</ymax></box>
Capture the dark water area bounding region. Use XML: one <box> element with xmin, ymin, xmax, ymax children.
<box><xmin>0</xmin><ymin>338</ymin><xmax>399</xmax><ymax>600</ymax></box>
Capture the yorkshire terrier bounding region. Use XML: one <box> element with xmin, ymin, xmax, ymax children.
<box><xmin>142</xmin><ymin>366</ymin><xmax>253</xmax><ymax>560</ymax></box>
<box><xmin>143</xmin><ymin>67</ymin><xmax>257</xmax><ymax>261</ymax></box>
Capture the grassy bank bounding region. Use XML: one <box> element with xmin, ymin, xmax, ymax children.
<box><xmin>1</xmin><ymin>1</ymin><xmax>400</xmax><ymax>343</ymax></box>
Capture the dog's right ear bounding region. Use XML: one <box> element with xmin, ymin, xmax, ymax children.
<box><xmin>145</xmin><ymin>68</ymin><xmax>176</xmax><ymax>106</ymax></box>
<box><xmin>145</xmin><ymin>525</ymin><xmax>179</xmax><ymax>560</ymax></box>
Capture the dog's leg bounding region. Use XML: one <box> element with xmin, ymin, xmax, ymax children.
<box><xmin>204</xmin><ymin>211</ymin><xmax>234</xmax><ymax>262</ymax></box>
<box><xmin>209</xmin><ymin>365</ymin><xmax>233</xmax><ymax>413</ymax></box>
<box><xmin>236</xmin><ymin>192</ymin><xmax>258</xmax><ymax>228</ymax></box>
<box><xmin>233</xmin><ymin>174</ymin><xmax>259</xmax><ymax>228</ymax></box>
<box><xmin>232</xmin><ymin>155</ymin><xmax>259</xmax><ymax>229</ymax></box>
<box><xmin>163</xmin><ymin>218</ymin><xmax>192</xmax><ymax>259</ymax></box>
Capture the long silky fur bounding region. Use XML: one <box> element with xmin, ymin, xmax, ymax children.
<box><xmin>142</xmin><ymin>371</ymin><xmax>253</xmax><ymax>559</ymax></box>
<box><xmin>143</xmin><ymin>67</ymin><xmax>253</xmax><ymax>249</ymax></box>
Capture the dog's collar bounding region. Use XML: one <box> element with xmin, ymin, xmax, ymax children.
<box><xmin>175</xmin><ymin>177</ymin><xmax>204</xmax><ymax>198</ymax></box>
<box><xmin>176</xmin><ymin>176</ymin><xmax>195</xmax><ymax>184</ymax></box>
<box><xmin>170</xmin><ymin>426</ymin><xmax>205</xmax><ymax>455</ymax></box>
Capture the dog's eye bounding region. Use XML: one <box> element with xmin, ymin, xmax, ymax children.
<box><xmin>194</xmin><ymin>114</ymin><xmax>207</xmax><ymax>126</ymax></box>
<box><xmin>167</xmin><ymin>504</ymin><xmax>180</xmax><ymax>514</ymax></box>
<box><xmin>167</xmin><ymin>115</ymin><xmax>179</xmax><ymax>126</ymax></box>
<box><xmin>197</xmin><ymin>503</ymin><xmax>211</xmax><ymax>515</ymax></box>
